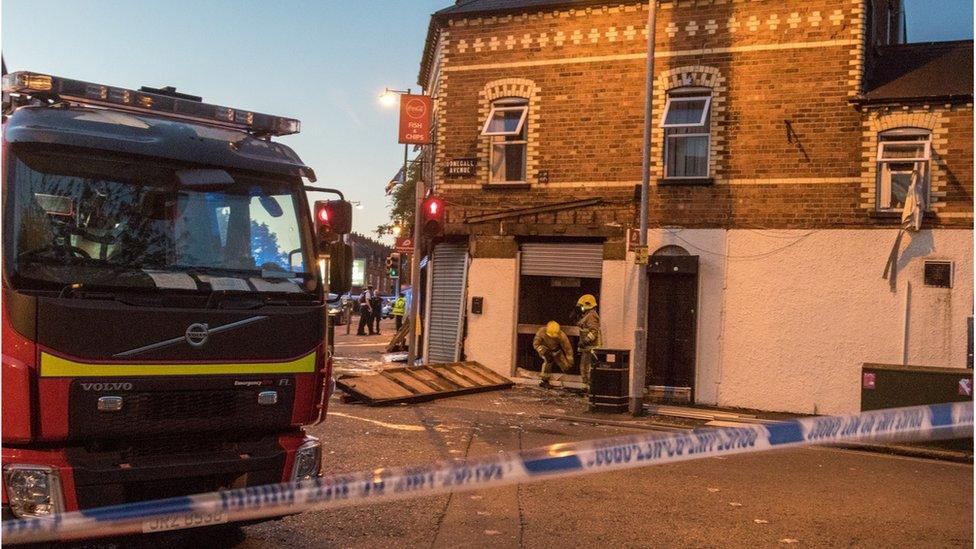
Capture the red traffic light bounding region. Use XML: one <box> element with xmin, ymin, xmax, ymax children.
<box><xmin>422</xmin><ymin>196</ymin><xmax>445</xmax><ymax>238</ymax></box>
<box><xmin>313</xmin><ymin>200</ymin><xmax>353</xmax><ymax>251</ymax></box>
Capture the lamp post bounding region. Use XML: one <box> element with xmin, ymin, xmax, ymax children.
<box><xmin>380</xmin><ymin>87</ymin><xmax>423</xmax><ymax>366</ymax></box>
<box><xmin>632</xmin><ymin>1</ymin><xmax>657</xmax><ymax>416</ymax></box>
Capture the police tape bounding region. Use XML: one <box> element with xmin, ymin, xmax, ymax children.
<box><xmin>4</xmin><ymin>402</ymin><xmax>972</xmax><ymax>544</ymax></box>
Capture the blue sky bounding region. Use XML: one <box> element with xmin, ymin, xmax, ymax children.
<box><xmin>905</xmin><ymin>0</ymin><xmax>973</xmax><ymax>41</ymax></box>
<box><xmin>3</xmin><ymin>1</ymin><xmax>972</xmax><ymax>239</ymax></box>
<box><xmin>2</xmin><ymin>0</ymin><xmax>446</xmax><ymax>240</ymax></box>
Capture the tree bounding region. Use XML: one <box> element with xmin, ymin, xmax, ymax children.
<box><xmin>251</xmin><ymin>220</ymin><xmax>288</xmax><ymax>270</ymax></box>
<box><xmin>376</xmin><ymin>160</ymin><xmax>422</xmax><ymax>238</ymax></box>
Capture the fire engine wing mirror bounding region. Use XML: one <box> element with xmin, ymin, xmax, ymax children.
<box><xmin>175</xmin><ymin>169</ymin><xmax>235</xmax><ymax>191</ymax></box>
<box><xmin>327</xmin><ymin>242</ymin><xmax>353</xmax><ymax>296</ymax></box>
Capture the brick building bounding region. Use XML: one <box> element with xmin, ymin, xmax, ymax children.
<box><xmin>416</xmin><ymin>0</ymin><xmax>973</xmax><ymax>413</ymax></box>
<box><xmin>347</xmin><ymin>233</ymin><xmax>395</xmax><ymax>296</ymax></box>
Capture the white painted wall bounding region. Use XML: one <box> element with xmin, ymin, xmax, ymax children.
<box><xmin>599</xmin><ymin>260</ymin><xmax>629</xmax><ymax>350</ymax></box>
<box><xmin>463</xmin><ymin>230</ymin><xmax>972</xmax><ymax>415</ymax></box>
<box><xmin>463</xmin><ymin>258</ymin><xmax>518</xmax><ymax>376</ymax></box>
<box><xmin>656</xmin><ymin>228</ymin><xmax>972</xmax><ymax>415</ymax></box>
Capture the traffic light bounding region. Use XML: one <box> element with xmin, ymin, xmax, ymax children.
<box><xmin>313</xmin><ymin>200</ymin><xmax>352</xmax><ymax>252</ymax></box>
<box><xmin>386</xmin><ymin>252</ymin><xmax>401</xmax><ymax>278</ymax></box>
<box><xmin>422</xmin><ymin>196</ymin><xmax>445</xmax><ymax>238</ymax></box>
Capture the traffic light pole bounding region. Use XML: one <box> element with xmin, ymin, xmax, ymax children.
<box><xmin>406</xmin><ymin>162</ymin><xmax>423</xmax><ymax>367</ymax></box>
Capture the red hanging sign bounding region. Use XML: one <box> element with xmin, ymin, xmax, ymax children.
<box><xmin>398</xmin><ymin>94</ymin><xmax>432</xmax><ymax>145</ymax></box>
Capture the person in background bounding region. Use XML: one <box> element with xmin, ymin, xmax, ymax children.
<box><xmin>392</xmin><ymin>292</ymin><xmax>406</xmax><ymax>331</ymax></box>
<box><xmin>371</xmin><ymin>291</ymin><xmax>384</xmax><ymax>335</ymax></box>
<box><xmin>533</xmin><ymin>321</ymin><xmax>574</xmax><ymax>389</ymax></box>
<box><xmin>575</xmin><ymin>294</ymin><xmax>602</xmax><ymax>393</ymax></box>
<box><xmin>356</xmin><ymin>285</ymin><xmax>375</xmax><ymax>336</ymax></box>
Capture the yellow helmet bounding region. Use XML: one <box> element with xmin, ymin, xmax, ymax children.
<box><xmin>577</xmin><ymin>294</ymin><xmax>597</xmax><ymax>311</ymax></box>
<box><xmin>545</xmin><ymin>321</ymin><xmax>561</xmax><ymax>337</ymax></box>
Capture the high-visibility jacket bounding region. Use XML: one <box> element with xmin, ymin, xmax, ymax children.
<box><xmin>392</xmin><ymin>297</ymin><xmax>406</xmax><ymax>317</ymax></box>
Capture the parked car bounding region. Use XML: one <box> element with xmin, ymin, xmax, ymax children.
<box><xmin>327</xmin><ymin>293</ymin><xmax>346</xmax><ymax>326</ymax></box>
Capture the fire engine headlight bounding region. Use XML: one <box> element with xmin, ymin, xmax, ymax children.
<box><xmin>3</xmin><ymin>465</ymin><xmax>64</xmax><ymax>519</ymax></box>
<box><xmin>291</xmin><ymin>438</ymin><xmax>322</xmax><ymax>482</ymax></box>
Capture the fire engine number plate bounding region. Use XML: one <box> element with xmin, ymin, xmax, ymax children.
<box><xmin>142</xmin><ymin>509</ymin><xmax>229</xmax><ymax>533</ymax></box>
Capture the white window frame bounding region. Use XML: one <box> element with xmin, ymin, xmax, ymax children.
<box><xmin>662</xmin><ymin>88</ymin><xmax>712</xmax><ymax>179</ymax></box>
<box><xmin>485</xmin><ymin>98</ymin><xmax>529</xmax><ymax>184</ymax></box>
<box><xmin>481</xmin><ymin>104</ymin><xmax>529</xmax><ymax>137</ymax></box>
<box><xmin>875</xmin><ymin>129</ymin><xmax>931</xmax><ymax>212</ymax></box>
<box><xmin>661</xmin><ymin>95</ymin><xmax>712</xmax><ymax>128</ymax></box>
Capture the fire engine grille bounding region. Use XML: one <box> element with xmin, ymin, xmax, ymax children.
<box><xmin>69</xmin><ymin>434</ymin><xmax>287</xmax><ymax>510</ymax></box>
<box><xmin>68</xmin><ymin>378</ymin><xmax>295</xmax><ymax>440</ymax></box>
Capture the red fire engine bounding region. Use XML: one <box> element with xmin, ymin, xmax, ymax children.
<box><xmin>1</xmin><ymin>71</ymin><xmax>351</xmax><ymax>521</ymax></box>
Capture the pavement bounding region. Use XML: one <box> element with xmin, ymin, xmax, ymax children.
<box><xmin>36</xmin><ymin>319</ymin><xmax>975</xmax><ymax>548</ymax></box>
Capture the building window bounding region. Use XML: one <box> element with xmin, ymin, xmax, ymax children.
<box><xmin>876</xmin><ymin>128</ymin><xmax>930</xmax><ymax>212</ymax></box>
<box><xmin>482</xmin><ymin>98</ymin><xmax>528</xmax><ymax>184</ymax></box>
<box><xmin>662</xmin><ymin>88</ymin><xmax>712</xmax><ymax>179</ymax></box>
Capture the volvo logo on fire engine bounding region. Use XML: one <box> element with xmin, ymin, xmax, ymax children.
<box><xmin>184</xmin><ymin>323</ymin><xmax>210</xmax><ymax>348</ymax></box>
<box><xmin>81</xmin><ymin>382</ymin><xmax>133</xmax><ymax>391</ymax></box>
<box><xmin>114</xmin><ymin>316</ymin><xmax>269</xmax><ymax>357</ymax></box>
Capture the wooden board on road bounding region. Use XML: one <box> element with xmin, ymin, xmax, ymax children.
<box><xmin>336</xmin><ymin>361</ymin><xmax>513</xmax><ymax>406</ymax></box>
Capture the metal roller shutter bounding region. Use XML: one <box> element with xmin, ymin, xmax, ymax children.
<box><xmin>520</xmin><ymin>243</ymin><xmax>604</xmax><ymax>278</ymax></box>
<box><xmin>425</xmin><ymin>243</ymin><xmax>469</xmax><ymax>364</ymax></box>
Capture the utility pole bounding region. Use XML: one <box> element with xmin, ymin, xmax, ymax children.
<box><xmin>631</xmin><ymin>0</ymin><xmax>657</xmax><ymax>416</ymax></box>
<box><xmin>395</xmin><ymin>133</ymin><xmax>408</xmax><ymax>301</ymax></box>
<box><xmin>404</xmin><ymin>88</ymin><xmax>425</xmax><ymax>368</ymax></box>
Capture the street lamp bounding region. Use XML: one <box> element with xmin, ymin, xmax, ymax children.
<box><xmin>378</xmin><ymin>89</ymin><xmax>399</xmax><ymax>108</ymax></box>
<box><xmin>380</xmin><ymin>87</ymin><xmax>422</xmax><ymax>366</ymax></box>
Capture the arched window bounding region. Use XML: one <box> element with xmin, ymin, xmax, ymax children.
<box><xmin>661</xmin><ymin>87</ymin><xmax>712</xmax><ymax>179</ymax></box>
<box><xmin>481</xmin><ymin>97</ymin><xmax>528</xmax><ymax>184</ymax></box>
<box><xmin>876</xmin><ymin>128</ymin><xmax>931</xmax><ymax>211</ymax></box>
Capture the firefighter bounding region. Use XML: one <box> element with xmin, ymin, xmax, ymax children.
<box><xmin>575</xmin><ymin>294</ymin><xmax>602</xmax><ymax>392</ymax></box>
<box><xmin>533</xmin><ymin>321</ymin><xmax>574</xmax><ymax>389</ymax></box>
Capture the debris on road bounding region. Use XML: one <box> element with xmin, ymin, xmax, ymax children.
<box><xmin>336</xmin><ymin>361</ymin><xmax>514</xmax><ymax>406</ymax></box>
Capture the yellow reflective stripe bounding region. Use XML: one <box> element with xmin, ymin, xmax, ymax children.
<box><xmin>40</xmin><ymin>352</ymin><xmax>317</xmax><ymax>377</ymax></box>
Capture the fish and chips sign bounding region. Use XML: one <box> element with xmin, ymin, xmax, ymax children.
<box><xmin>398</xmin><ymin>94</ymin><xmax>432</xmax><ymax>145</ymax></box>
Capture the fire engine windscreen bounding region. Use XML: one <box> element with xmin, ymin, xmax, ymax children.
<box><xmin>5</xmin><ymin>147</ymin><xmax>316</xmax><ymax>293</ymax></box>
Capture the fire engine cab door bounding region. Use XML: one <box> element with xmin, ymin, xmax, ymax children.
<box><xmin>424</xmin><ymin>243</ymin><xmax>469</xmax><ymax>364</ymax></box>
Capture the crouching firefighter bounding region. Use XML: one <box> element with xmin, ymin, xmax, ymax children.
<box><xmin>575</xmin><ymin>294</ymin><xmax>602</xmax><ymax>393</ymax></box>
<box><xmin>534</xmin><ymin>321</ymin><xmax>574</xmax><ymax>389</ymax></box>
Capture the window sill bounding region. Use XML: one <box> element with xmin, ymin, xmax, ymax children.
<box><xmin>659</xmin><ymin>178</ymin><xmax>713</xmax><ymax>187</ymax></box>
<box><xmin>869</xmin><ymin>210</ymin><xmax>935</xmax><ymax>220</ymax></box>
<box><xmin>482</xmin><ymin>182</ymin><xmax>531</xmax><ymax>190</ymax></box>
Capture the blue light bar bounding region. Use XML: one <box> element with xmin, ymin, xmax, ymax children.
<box><xmin>2</xmin><ymin>71</ymin><xmax>300</xmax><ymax>137</ymax></box>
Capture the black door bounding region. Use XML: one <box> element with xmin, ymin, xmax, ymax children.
<box><xmin>646</xmin><ymin>255</ymin><xmax>699</xmax><ymax>402</ymax></box>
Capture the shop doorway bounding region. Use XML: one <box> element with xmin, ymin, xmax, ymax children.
<box><xmin>514</xmin><ymin>242</ymin><xmax>603</xmax><ymax>380</ymax></box>
<box><xmin>646</xmin><ymin>247</ymin><xmax>699</xmax><ymax>403</ymax></box>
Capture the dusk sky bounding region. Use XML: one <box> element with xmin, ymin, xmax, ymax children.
<box><xmin>2</xmin><ymin>0</ymin><xmax>972</xmax><ymax>240</ymax></box>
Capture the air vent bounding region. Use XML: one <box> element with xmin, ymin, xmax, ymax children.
<box><xmin>923</xmin><ymin>261</ymin><xmax>953</xmax><ymax>288</ymax></box>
